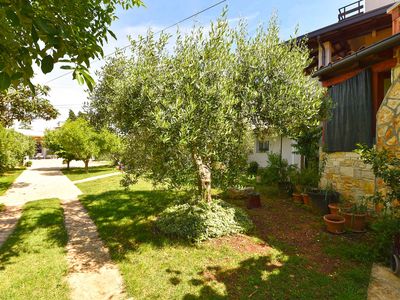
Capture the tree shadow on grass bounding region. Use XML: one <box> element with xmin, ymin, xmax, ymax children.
<box><xmin>0</xmin><ymin>199</ymin><xmax>68</xmax><ymax>270</ymax></box>
<box><xmin>80</xmin><ymin>189</ymin><xmax>191</xmax><ymax>260</ymax></box>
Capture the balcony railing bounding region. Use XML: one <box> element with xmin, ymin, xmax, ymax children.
<box><xmin>338</xmin><ymin>0</ymin><xmax>364</xmax><ymax>21</ymax></box>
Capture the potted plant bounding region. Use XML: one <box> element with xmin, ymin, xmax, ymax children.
<box><xmin>289</xmin><ymin>168</ymin><xmax>303</xmax><ymax>203</ymax></box>
<box><xmin>342</xmin><ymin>200</ymin><xmax>368</xmax><ymax>232</ymax></box>
<box><xmin>323</xmin><ymin>214</ymin><xmax>345</xmax><ymax>234</ymax></box>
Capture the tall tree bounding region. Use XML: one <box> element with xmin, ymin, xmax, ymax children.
<box><xmin>0</xmin><ymin>0</ymin><xmax>143</xmax><ymax>91</ymax></box>
<box><xmin>0</xmin><ymin>83</ymin><xmax>58</xmax><ymax>127</ymax></box>
<box><xmin>67</xmin><ymin>109</ymin><xmax>77</xmax><ymax>121</ymax></box>
<box><xmin>88</xmin><ymin>14</ymin><xmax>326</xmax><ymax>202</ymax></box>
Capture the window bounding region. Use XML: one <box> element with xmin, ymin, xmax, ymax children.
<box><xmin>257</xmin><ymin>140</ymin><xmax>269</xmax><ymax>153</ymax></box>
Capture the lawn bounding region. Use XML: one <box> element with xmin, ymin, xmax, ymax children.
<box><xmin>0</xmin><ymin>168</ymin><xmax>24</xmax><ymax>196</ymax></box>
<box><xmin>77</xmin><ymin>177</ymin><xmax>373</xmax><ymax>299</ymax></box>
<box><xmin>0</xmin><ymin>199</ymin><xmax>70</xmax><ymax>300</ymax></box>
<box><xmin>62</xmin><ymin>164</ymin><xmax>118</xmax><ymax>181</ymax></box>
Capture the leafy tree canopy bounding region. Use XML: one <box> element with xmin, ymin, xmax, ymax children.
<box><xmin>0</xmin><ymin>124</ymin><xmax>35</xmax><ymax>173</ymax></box>
<box><xmin>44</xmin><ymin>118</ymin><xmax>120</xmax><ymax>171</ymax></box>
<box><xmin>88</xmin><ymin>13</ymin><xmax>327</xmax><ymax>202</ymax></box>
<box><xmin>0</xmin><ymin>0</ymin><xmax>143</xmax><ymax>91</ymax></box>
<box><xmin>0</xmin><ymin>83</ymin><xmax>58</xmax><ymax>127</ymax></box>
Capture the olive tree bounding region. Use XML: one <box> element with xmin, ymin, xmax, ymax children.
<box><xmin>88</xmin><ymin>14</ymin><xmax>326</xmax><ymax>203</ymax></box>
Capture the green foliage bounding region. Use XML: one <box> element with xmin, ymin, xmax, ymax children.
<box><xmin>356</xmin><ymin>144</ymin><xmax>400</xmax><ymax>206</ymax></box>
<box><xmin>292</xmin><ymin>126</ymin><xmax>322</xmax><ymax>167</ymax></box>
<box><xmin>156</xmin><ymin>200</ymin><xmax>253</xmax><ymax>242</ymax></box>
<box><xmin>247</xmin><ymin>161</ymin><xmax>259</xmax><ymax>176</ymax></box>
<box><xmin>24</xmin><ymin>160</ymin><xmax>32</xmax><ymax>167</ymax></box>
<box><xmin>88</xmin><ymin>12</ymin><xmax>326</xmax><ymax>202</ymax></box>
<box><xmin>370</xmin><ymin>216</ymin><xmax>400</xmax><ymax>262</ymax></box>
<box><xmin>259</xmin><ymin>153</ymin><xmax>295</xmax><ymax>185</ymax></box>
<box><xmin>44</xmin><ymin>118</ymin><xmax>121</xmax><ymax>170</ymax></box>
<box><xmin>0</xmin><ymin>0</ymin><xmax>143</xmax><ymax>91</ymax></box>
<box><xmin>67</xmin><ymin>109</ymin><xmax>77</xmax><ymax>121</ymax></box>
<box><xmin>0</xmin><ymin>125</ymin><xmax>35</xmax><ymax>173</ymax></box>
<box><xmin>0</xmin><ymin>83</ymin><xmax>58</xmax><ymax>127</ymax></box>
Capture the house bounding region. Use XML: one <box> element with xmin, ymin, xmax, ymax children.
<box><xmin>248</xmin><ymin>136</ymin><xmax>301</xmax><ymax>168</ymax></box>
<box><xmin>302</xmin><ymin>0</ymin><xmax>400</xmax><ymax>200</ymax></box>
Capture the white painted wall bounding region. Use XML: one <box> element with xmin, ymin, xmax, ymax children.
<box><xmin>365</xmin><ymin>0</ymin><xmax>395</xmax><ymax>12</ymax></box>
<box><xmin>248</xmin><ymin>136</ymin><xmax>301</xmax><ymax>168</ymax></box>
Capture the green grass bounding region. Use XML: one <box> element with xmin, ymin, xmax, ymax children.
<box><xmin>0</xmin><ymin>168</ymin><xmax>24</xmax><ymax>196</ymax></box>
<box><xmin>77</xmin><ymin>177</ymin><xmax>373</xmax><ymax>299</ymax></box>
<box><xmin>0</xmin><ymin>199</ymin><xmax>70</xmax><ymax>300</ymax></box>
<box><xmin>62</xmin><ymin>164</ymin><xmax>118</xmax><ymax>181</ymax></box>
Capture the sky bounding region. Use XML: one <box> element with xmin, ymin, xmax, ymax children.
<box><xmin>28</xmin><ymin>0</ymin><xmax>352</xmax><ymax>132</ymax></box>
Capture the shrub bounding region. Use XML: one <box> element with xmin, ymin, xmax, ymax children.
<box><xmin>259</xmin><ymin>153</ymin><xmax>296</xmax><ymax>185</ymax></box>
<box><xmin>156</xmin><ymin>200</ymin><xmax>253</xmax><ymax>242</ymax></box>
<box><xmin>25</xmin><ymin>161</ymin><xmax>32</xmax><ymax>167</ymax></box>
<box><xmin>370</xmin><ymin>216</ymin><xmax>400</xmax><ymax>263</ymax></box>
<box><xmin>247</xmin><ymin>161</ymin><xmax>259</xmax><ymax>176</ymax></box>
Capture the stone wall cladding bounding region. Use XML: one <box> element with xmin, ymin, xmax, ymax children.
<box><xmin>321</xmin><ymin>152</ymin><xmax>375</xmax><ymax>201</ymax></box>
<box><xmin>376</xmin><ymin>79</ymin><xmax>400</xmax><ymax>157</ymax></box>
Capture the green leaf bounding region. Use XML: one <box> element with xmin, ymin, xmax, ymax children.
<box><xmin>31</xmin><ymin>26</ymin><xmax>39</xmax><ymax>43</ymax></box>
<box><xmin>5</xmin><ymin>9</ymin><xmax>19</xmax><ymax>26</ymax></box>
<box><xmin>0</xmin><ymin>72</ymin><xmax>11</xmax><ymax>90</ymax></box>
<box><xmin>41</xmin><ymin>55</ymin><xmax>54</xmax><ymax>74</ymax></box>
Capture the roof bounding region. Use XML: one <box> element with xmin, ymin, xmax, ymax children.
<box><xmin>299</xmin><ymin>3</ymin><xmax>393</xmax><ymax>41</ymax></box>
<box><xmin>313</xmin><ymin>32</ymin><xmax>400</xmax><ymax>78</ymax></box>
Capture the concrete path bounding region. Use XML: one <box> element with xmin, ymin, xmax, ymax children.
<box><xmin>72</xmin><ymin>172</ymin><xmax>121</xmax><ymax>184</ymax></box>
<box><xmin>63</xmin><ymin>199</ymin><xmax>127</xmax><ymax>300</ymax></box>
<box><xmin>368</xmin><ymin>263</ymin><xmax>400</xmax><ymax>299</ymax></box>
<box><xmin>0</xmin><ymin>159</ymin><xmax>82</xmax><ymax>206</ymax></box>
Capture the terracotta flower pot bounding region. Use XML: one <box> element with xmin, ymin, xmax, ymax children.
<box><xmin>328</xmin><ymin>203</ymin><xmax>339</xmax><ymax>215</ymax></box>
<box><xmin>292</xmin><ymin>193</ymin><xmax>303</xmax><ymax>204</ymax></box>
<box><xmin>343</xmin><ymin>212</ymin><xmax>367</xmax><ymax>232</ymax></box>
<box><xmin>323</xmin><ymin>214</ymin><xmax>345</xmax><ymax>234</ymax></box>
<box><xmin>301</xmin><ymin>193</ymin><xmax>310</xmax><ymax>206</ymax></box>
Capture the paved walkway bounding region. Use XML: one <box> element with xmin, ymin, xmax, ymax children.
<box><xmin>0</xmin><ymin>159</ymin><xmax>82</xmax><ymax>206</ymax></box>
<box><xmin>0</xmin><ymin>159</ymin><xmax>128</xmax><ymax>299</ymax></box>
<box><xmin>72</xmin><ymin>172</ymin><xmax>121</xmax><ymax>184</ymax></box>
<box><xmin>368</xmin><ymin>264</ymin><xmax>400</xmax><ymax>299</ymax></box>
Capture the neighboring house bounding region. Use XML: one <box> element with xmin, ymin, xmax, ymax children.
<box><xmin>302</xmin><ymin>0</ymin><xmax>400</xmax><ymax>200</ymax></box>
<box><xmin>248</xmin><ymin>136</ymin><xmax>301</xmax><ymax>168</ymax></box>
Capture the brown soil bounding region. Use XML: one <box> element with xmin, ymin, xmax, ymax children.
<box><xmin>208</xmin><ymin>234</ymin><xmax>272</xmax><ymax>254</ymax></box>
<box><xmin>227</xmin><ymin>193</ymin><xmax>349</xmax><ymax>275</ymax></box>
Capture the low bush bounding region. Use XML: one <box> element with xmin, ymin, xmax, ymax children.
<box><xmin>156</xmin><ymin>200</ymin><xmax>253</xmax><ymax>242</ymax></box>
<box><xmin>370</xmin><ymin>216</ymin><xmax>400</xmax><ymax>263</ymax></box>
<box><xmin>25</xmin><ymin>161</ymin><xmax>32</xmax><ymax>167</ymax></box>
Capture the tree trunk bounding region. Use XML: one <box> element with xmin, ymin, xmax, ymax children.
<box><xmin>84</xmin><ymin>159</ymin><xmax>89</xmax><ymax>173</ymax></box>
<box><xmin>67</xmin><ymin>160</ymin><xmax>70</xmax><ymax>170</ymax></box>
<box><xmin>192</xmin><ymin>154</ymin><xmax>212</xmax><ymax>203</ymax></box>
<box><xmin>300</xmin><ymin>155</ymin><xmax>305</xmax><ymax>170</ymax></box>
